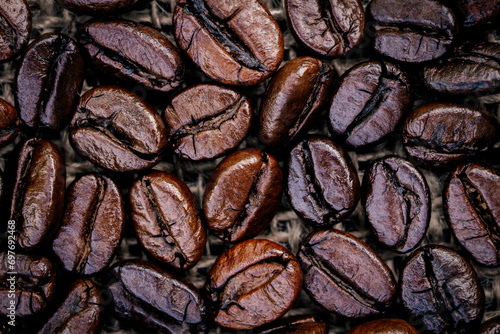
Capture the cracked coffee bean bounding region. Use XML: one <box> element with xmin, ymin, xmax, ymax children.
<box><xmin>287</xmin><ymin>136</ymin><xmax>360</xmax><ymax>227</ymax></box>
<box><xmin>0</xmin><ymin>97</ymin><xmax>19</xmax><ymax>147</ymax></box>
<box><xmin>163</xmin><ymin>84</ymin><xmax>252</xmax><ymax>161</ymax></box>
<box><xmin>401</xmin><ymin>245</ymin><xmax>485</xmax><ymax>333</ymax></box>
<box><xmin>297</xmin><ymin>229</ymin><xmax>396</xmax><ymax>318</ymax></box>
<box><xmin>0</xmin><ymin>0</ymin><xmax>31</xmax><ymax>63</ymax></box>
<box><xmin>78</xmin><ymin>19</ymin><xmax>184</xmax><ymax>94</ymax></box>
<box><xmin>363</xmin><ymin>155</ymin><xmax>430</xmax><ymax>253</ymax></box>
<box><xmin>56</xmin><ymin>0</ymin><xmax>152</xmax><ymax>15</ymax></box>
<box><xmin>346</xmin><ymin>318</ymin><xmax>419</xmax><ymax>334</ymax></box>
<box><xmin>70</xmin><ymin>86</ymin><xmax>168</xmax><ymax>172</ymax></box>
<box><xmin>129</xmin><ymin>171</ymin><xmax>206</xmax><ymax>270</ymax></box>
<box><xmin>255</xmin><ymin>315</ymin><xmax>327</xmax><ymax>334</ymax></box>
<box><xmin>480</xmin><ymin>316</ymin><xmax>500</xmax><ymax>334</ymax></box>
<box><xmin>173</xmin><ymin>0</ymin><xmax>283</xmax><ymax>86</ymax></box>
<box><xmin>53</xmin><ymin>173</ymin><xmax>125</xmax><ymax>275</ymax></box>
<box><xmin>259</xmin><ymin>56</ymin><xmax>335</xmax><ymax>150</ymax></box>
<box><xmin>455</xmin><ymin>0</ymin><xmax>500</xmax><ymax>29</ymax></box>
<box><xmin>205</xmin><ymin>239</ymin><xmax>302</xmax><ymax>330</ymax></box>
<box><xmin>328</xmin><ymin>61</ymin><xmax>411</xmax><ymax>148</ymax></box>
<box><xmin>15</xmin><ymin>33</ymin><xmax>84</xmax><ymax>131</ymax></box>
<box><xmin>203</xmin><ymin>148</ymin><xmax>282</xmax><ymax>243</ymax></box>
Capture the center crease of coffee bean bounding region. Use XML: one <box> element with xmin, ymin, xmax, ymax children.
<box><xmin>317</xmin><ymin>0</ymin><xmax>353</xmax><ymax>52</ymax></box>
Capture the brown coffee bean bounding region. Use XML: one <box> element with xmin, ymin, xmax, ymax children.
<box><xmin>456</xmin><ymin>0</ymin><xmax>500</xmax><ymax>28</ymax></box>
<box><xmin>346</xmin><ymin>318</ymin><xmax>419</xmax><ymax>334</ymax></box>
<box><xmin>256</xmin><ymin>315</ymin><xmax>327</xmax><ymax>334</ymax></box>
<box><xmin>0</xmin><ymin>98</ymin><xmax>19</xmax><ymax>147</ymax></box>
<box><xmin>56</xmin><ymin>0</ymin><xmax>152</xmax><ymax>15</ymax></box>
<box><xmin>480</xmin><ymin>316</ymin><xmax>500</xmax><ymax>334</ymax></box>
<box><xmin>0</xmin><ymin>0</ymin><xmax>31</xmax><ymax>63</ymax></box>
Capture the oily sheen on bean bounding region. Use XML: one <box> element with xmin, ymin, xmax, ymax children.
<box><xmin>346</xmin><ymin>318</ymin><xmax>419</xmax><ymax>334</ymax></box>
<box><xmin>255</xmin><ymin>315</ymin><xmax>327</xmax><ymax>334</ymax></box>
<box><xmin>0</xmin><ymin>97</ymin><xmax>19</xmax><ymax>147</ymax></box>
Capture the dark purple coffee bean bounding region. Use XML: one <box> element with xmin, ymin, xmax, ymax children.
<box><xmin>255</xmin><ymin>315</ymin><xmax>327</xmax><ymax>334</ymax></box>
<box><xmin>480</xmin><ymin>316</ymin><xmax>500</xmax><ymax>334</ymax></box>
<box><xmin>0</xmin><ymin>98</ymin><xmax>19</xmax><ymax>147</ymax></box>
<box><xmin>400</xmin><ymin>245</ymin><xmax>485</xmax><ymax>333</ymax></box>
<box><xmin>0</xmin><ymin>0</ymin><xmax>31</xmax><ymax>63</ymax></box>
<box><xmin>455</xmin><ymin>0</ymin><xmax>500</xmax><ymax>29</ymax></box>
<box><xmin>15</xmin><ymin>33</ymin><xmax>84</xmax><ymax>131</ymax></box>
<box><xmin>55</xmin><ymin>0</ymin><xmax>153</xmax><ymax>15</ymax></box>
<box><xmin>329</xmin><ymin>61</ymin><xmax>411</xmax><ymax>148</ymax></box>
<box><xmin>346</xmin><ymin>318</ymin><xmax>419</xmax><ymax>334</ymax></box>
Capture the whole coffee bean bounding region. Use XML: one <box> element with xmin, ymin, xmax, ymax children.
<box><xmin>256</xmin><ymin>315</ymin><xmax>327</xmax><ymax>334</ymax></box>
<box><xmin>367</xmin><ymin>0</ymin><xmax>457</xmax><ymax>63</ymax></box>
<box><xmin>53</xmin><ymin>174</ymin><xmax>125</xmax><ymax>275</ymax></box>
<box><xmin>15</xmin><ymin>33</ymin><xmax>84</xmax><ymax>131</ymax></box>
<box><xmin>205</xmin><ymin>239</ymin><xmax>302</xmax><ymax>330</ymax></box>
<box><xmin>56</xmin><ymin>0</ymin><xmax>152</xmax><ymax>15</ymax></box>
<box><xmin>10</xmin><ymin>138</ymin><xmax>66</xmax><ymax>250</ymax></box>
<box><xmin>173</xmin><ymin>0</ymin><xmax>283</xmax><ymax>86</ymax></box>
<box><xmin>480</xmin><ymin>316</ymin><xmax>500</xmax><ymax>334</ymax></box>
<box><xmin>328</xmin><ymin>61</ymin><xmax>411</xmax><ymax>148</ymax></box>
<box><xmin>363</xmin><ymin>155</ymin><xmax>430</xmax><ymax>253</ymax></box>
<box><xmin>0</xmin><ymin>0</ymin><xmax>31</xmax><ymax>63</ymax></box>
<box><xmin>70</xmin><ymin>86</ymin><xmax>167</xmax><ymax>172</ymax></box>
<box><xmin>287</xmin><ymin>136</ymin><xmax>360</xmax><ymax>227</ymax></box>
<box><xmin>0</xmin><ymin>97</ymin><xmax>19</xmax><ymax>147</ymax></box>
<box><xmin>285</xmin><ymin>0</ymin><xmax>365</xmax><ymax>58</ymax></box>
<box><xmin>108</xmin><ymin>259</ymin><xmax>209</xmax><ymax>333</ymax></box>
<box><xmin>455</xmin><ymin>0</ymin><xmax>500</xmax><ymax>29</ymax></box>
<box><xmin>203</xmin><ymin>148</ymin><xmax>282</xmax><ymax>243</ymax></box>
<box><xmin>129</xmin><ymin>171</ymin><xmax>206</xmax><ymax>270</ymax></box>
<box><xmin>297</xmin><ymin>229</ymin><xmax>396</xmax><ymax>318</ymax></box>
<box><xmin>259</xmin><ymin>57</ymin><xmax>335</xmax><ymax>149</ymax></box>
<box><xmin>346</xmin><ymin>318</ymin><xmax>419</xmax><ymax>334</ymax></box>
<box><xmin>402</xmin><ymin>103</ymin><xmax>499</xmax><ymax>169</ymax></box>
<box><xmin>79</xmin><ymin>19</ymin><xmax>184</xmax><ymax>94</ymax></box>
<box><xmin>163</xmin><ymin>84</ymin><xmax>252</xmax><ymax>161</ymax></box>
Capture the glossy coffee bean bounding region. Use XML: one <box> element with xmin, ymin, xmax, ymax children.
<box><xmin>174</xmin><ymin>0</ymin><xmax>283</xmax><ymax>85</ymax></box>
<box><xmin>203</xmin><ymin>148</ymin><xmax>282</xmax><ymax>243</ymax></box>
<box><xmin>455</xmin><ymin>0</ymin><xmax>500</xmax><ymax>28</ymax></box>
<box><xmin>346</xmin><ymin>318</ymin><xmax>419</xmax><ymax>334</ymax></box>
<box><xmin>259</xmin><ymin>56</ymin><xmax>335</xmax><ymax>149</ymax></box>
<box><xmin>163</xmin><ymin>84</ymin><xmax>252</xmax><ymax>161</ymax></box>
<box><xmin>329</xmin><ymin>61</ymin><xmax>411</xmax><ymax>148</ymax></box>
<box><xmin>205</xmin><ymin>239</ymin><xmax>302</xmax><ymax>330</ymax></box>
<box><xmin>70</xmin><ymin>86</ymin><xmax>167</xmax><ymax>172</ymax></box>
<box><xmin>0</xmin><ymin>98</ymin><xmax>19</xmax><ymax>147</ymax></box>
<box><xmin>79</xmin><ymin>19</ymin><xmax>184</xmax><ymax>94</ymax></box>
<box><xmin>53</xmin><ymin>174</ymin><xmax>125</xmax><ymax>275</ymax></box>
<box><xmin>129</xmin><ymin>171</ymin><xmax>206</xmax><ymax>270</ymax></box>
<box><xmin>256</xmin><ymin>315</ymin><xmax>327</xmax><ymax>334</ymax></box>
<box><xmin>401</xmin><ymin>245</ymin><xmax>485</xmax><ymax>333</ymax></box>
<box><xmin>108</xmin><ymin>259</ymin><xmax>209</xmax><ymax>333</ymax></box>
<box><xmin>285</xmin><ymin>0</ymin><xmax>365</xmax><ymax>58</ymax></box>
<box><xmin>480</xmin><ymin>316</ymin><xmax>500</xmax><ymax>334</ymax></box>
<box><xmin>287</xmin><ymin>136</ymin><xmax>360</xmax><ymax>227</ymax></box>
<box><xmin>15</xmin><ymin>33</ymin><xmax>85</xmax><ymax>131</ymax></box>
<box><xmin>297</xmin><ymin>229</ymin><xmax>396</xmax><ymax>318</ymax></box>
<box><xmin>56</xmin><ymin>0</ymin><xmax>152</xmax><ymax>15</ymax></box>
<box><xmin>363</xmin><ymin>155</ymin><xmax>430</xmax><ymax>253</ymax></box>
<box><xmin>0</xmin><ymin>0</ymin><xmax>31</xmax><ymax>63</ymax></box>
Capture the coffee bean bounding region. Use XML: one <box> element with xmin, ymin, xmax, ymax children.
<box><xmin>255</xmin><ymin>315</ymin><xmax>327</xmax><ymax>334</ymax></box>
<box><xmin>0</xmin><ymin>168</ymin><xmax>3</xmax><ymax>208</ymax></box>
<box><xmin>56</xmin><ymin>0</ymin><xmax>152</xmax><ymax>15</ymax></box>
<box><xmin>0</xmin><ymin>0</ymin><xmax>31</xmax><ymax>63</ymax></box>
<box><xmin>205</xmin><ymin>239</ymin><xmax>302</xmax><ymax>330</ymax></box>
<box><xmin>455</xmin><ymin>0</ymin><xmax>500</xmax><ymax>29</ymax></box>
<box><xmin>480</xmin><ymin>316</ymin><xmax>500</xmax><ymax>334</ymax></box>
<box><xmin>346</xmin><ymin>318</ymin><xmax>419</xmax><ymax>334</ymax></box>
<box><xmin>129</xmin><ymin>171</ymin><xmax>206</xmax><ymax>270</ymax></box>
<box><xmin>0</xmin><ymin>97</ymin><xmax>19</xmax><ymax>147</ymax></box>
<box><xmin>203</xmin><ymin>148</ymin><xmax>282</xmax><ymax>243</ymax></box>
<box><xmin>297</xmin><ymin>229</ymin><xmax>396</xmax><ymax>318</ymax></box>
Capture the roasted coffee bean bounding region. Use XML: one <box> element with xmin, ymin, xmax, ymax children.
<box><xmin>455</xmin><ymin>0</ymin><xmax>500</xmax><ymax>29</ymax></box>
<box><xmin>0</xmin><ymin>0</ymin><xmax>31</xmax><ymax>63</ymax></box>
<box><xmin>287</xmin><ymin>136</ymin><xmax>360</xmax><ymax>227</ymax></box>
<box><xmin>56</xmin><ymin>0</ymin><xmax>152</xmax><ymax>15</ymax></box>
<box><xmin>79</xmin><ymin>19</ymin><xmax>184</xmax><ymax>94</ymax></box>
<box><xmin>255</xmin><ymin>315</ymin><xmax>327</xmax><ymax>334</ymax></box>
<box><xmin>15</xmin><ymin>33</ymin><xmax>84</xmax><ymax>131</ymax></box>
<box><xmin>129</xmin><ymin>171</ymin><xmax>206</xmax><ymax>270</ymax></box>
<box><xmin>203</xmin><ymin>148</ymin><xmax>282</xmax><ymax>243</ymax></box>
<box><xmin>363</xmin><ymin>155</ymin><xmax>430</xmax><ymax>253</ymax></box>
<box><xmin>0</xmin><ymin>168</ymin><xmax>3</xmax><ymax>208</ymax></box>
<box><xmin>401</xmin><ymin>245</ymin><xmax>485</xmax><ymax>333</ymax></box>
<box><xmin>163</xmin><ymin>84</ymin><xmax>252</xmax><ymax>161</ymax></box>
<box><xmin>285</xmin><ymin>0</ymin><xmax>365</xmax><ymax>58</ymax></box>
<box><xmin>173</xmin><ymin>0</ymin><xmax>283</xmax><ymax>85</ymax></box>
<box><xmin>367</xmin><ymin>0</ymin><xmax>457</xmax><ymax>63</ymax></box>
<box><xmin>480</xmin><ymin>316</ymin><xmax>500</xmax><ymax>334</ymax></box>
<box><xmin>259</xmin><ymin>56</ymin><xmax>334</xmax><ymax>149</ymax></box>
<box><xmin>297</xmin><ymin>229</ymin><xmax>396</xmax><ymax>318</ymax></box>
<box><xmin>402</xmin><ymin>103</ymin><xmax>499</xmax><ymax>169</ymax></box>
<box><xmin>0</xmin><ymin>97</ymin><xmax>19</xmax><ymax>147</ymax></box>
<box><xmin>70</xmin><ymin>86</ymin><xmax>167</xmax><ymax>172</ymax></box>
<box><xmin>0</xmin><ymin>253</ymin><xmax>56</xmax><ymax>317</ymax></box>
<box><xmin>53</xmin><ymin>174</ymin><xmax>125</xmax><ymax>275</ymax></box>
<box><xmin>205</xmin><ymin>239</ymin><xmax>302</xmax><ymax>330</ymax></box>
<box><xmin>329</xmin><ymin>61</ymin><xmax>411</xmax><ymax>148</ymax></box>
<box><xmin>108</xmin><ymin>259</ymin><xmax>209</xmax><ymax>333</ymax></box>
<box><xmin>10</xmin><ymin>138</ymin><xmax>65</xmax><ymax>250</ymax></box>
<box><xmin>346</xmin><ymin>318</ymin><xmax>419</xmax><ymax>334</ymax></box>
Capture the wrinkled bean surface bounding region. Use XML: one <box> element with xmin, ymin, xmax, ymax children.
<box><xmin>0</xmin><ymin>0</ymin><xmax>31</xmax><ymax>63</ymax></box>
<box><xmin>0</xmin><ymin>97</ymin><xmax>19</xmax><ymax>147</ymax></box>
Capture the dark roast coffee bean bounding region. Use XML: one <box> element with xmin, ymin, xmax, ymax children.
<box><xmin>56</xmin><ymin>0</ymin><xmax>152</xmax><ymax>15</ymax></box>
<box><xmin>0</xmin><ymin>253</ymin><xmax>56</xmax><ymax>317</ymax></box>
<box><xmin>346</xmin><ymin>318</ymin><xmax>419</xmax><ymax>334</ymax></box>
<box><xmin>79</xmin><ymin>19</ymin><xmax>184</xmax><ymax>94</ymax></box>
<box><xmin>480</xmin><ymin>316</ymin><xmax>500</xmax><ymax>334</ymax></box>
<box><xmin>367</xmin><ymin>0</ymin><xmax>457</xmax><ymax>63</ymax></box>
<box><xmin>297</xmin><ymin>229</ymin><xmax>396</xmax><ymax>318</ymax></box>
<box><xmin>70</xmin><ymin>86</ymin><xmax>167</xmax><ymax>172</ymax></box>
<box><xmin>455</xmin><ymin>0</ymin><xmax>500</xmax><ymax>29</ymax></box>
<box><xmin>259</xmin><ymin>56</ymin><xmax>334</xmax><ymax>149</ymax></box>
<box><xmin>203</xmin><ymin>148</ymin><xmax>282</xmax><ymax>243</ymax></box>
<box><xmin>205</xmin><ymin>239</ymin><xmax>302</xmax><ymax>330</ymax></box>
<box><xmin>0</xmin><ymin>0</ymin><xmax>31</xmax><ymax>63</ymax></box>
<box><xmin>10</xmin><ymin>138</ymin><xmax>66</xmax><ymax>250</ymax></box>
<box><xmin>285</xmin><ymin>0</ymin><xmax>365</xmax><ymax>58</ymax></box>
<box><xmin>287</xmin><ymin>136</ymin><xmax>360</xmax><ymax>227</ymax></box>
<box><xmin>173</xmin><ymin>0</ymin><xmax>283</xmax><ymax>85</ymax></box>
<box><xmin>129</xmin><ymin>171</ymin><xmax>206</xmax><ymax>270</ymax></box>
<box><xmin>363</xmin><ymin>156</ymin><xmax>430</xmax><ymax>253</ymax></box>
<box><xmin>402</xmin><ymin>103</ymin><xmax>499</xmax><ymax>169</ymax></box>
<box><xmin>108</xmin><ymin>259</ymin><xmax>209</xmax><ymax>333</ymax></box>
<box><xmin>53</xmin><ymin>174</ymin><xmax>125</xmax><ymax>275</ymax></box>
<box><xmin>329</xmin><ymin>61</ymin><xmax>411</xmax><ymax>148</ymax></box>
<box><xmin>163</xmin><ymin>84</ymin><xmax>252</xmax><ymax>161</ymax></box>
<box><xmin>0</xmin><ymin>98</ymin><xmax>19</xmax><ymax>147</ymax></box>
<box><xmin>401</xmin><ymin>245</ymin><xmax>485</xmax><ymax>333</ymax></box>
<box><xmin>256</xmin><ymin>315</ymin><xmax>327</xmax><ymax>334</ymax></box>
<box><xmin>15</xmin><ymin>33</ymin><xmax>84</xmax><ymax>131</ymax></box>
